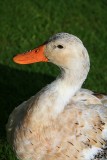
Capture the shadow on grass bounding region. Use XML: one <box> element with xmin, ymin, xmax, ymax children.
<box><xmin>0</xmin><ymin>64</ymin><xmax>54</xmax><ymax>139</ymax></box>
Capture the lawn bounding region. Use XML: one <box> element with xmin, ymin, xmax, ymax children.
<box><xmin>0</xmin><ymin>0</ymin><xmax>107</xmax><ymax>159</ymax></box>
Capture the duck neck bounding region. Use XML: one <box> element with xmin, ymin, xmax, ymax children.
<box><xmin>33</xmin><ymin>67</ymin><xmax>87</xmax><ymax>118</ymax></box>
<box><xmin>50</xmin><ymin>68</ymin><xmax>84</xmax><ymax>113</ymax></box>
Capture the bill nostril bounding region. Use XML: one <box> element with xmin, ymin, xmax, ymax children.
<box><xmin>35</xmin><ymin>49</ymin><xmax>39</xmax><ymax>53</ymax></box>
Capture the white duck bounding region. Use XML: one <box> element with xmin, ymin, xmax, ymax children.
<box><xmin>7</xmin><ymin>33</ymin><xmax>107</xmax><ymax>160</ymax></box>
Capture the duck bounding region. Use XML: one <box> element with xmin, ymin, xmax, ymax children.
<box><xmin>6</xmin><ymin>33</ymin><xmax>107</xmax><ymax>160</ymax></box>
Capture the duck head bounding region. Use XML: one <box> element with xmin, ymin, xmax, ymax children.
<box><xmin>13</xmin><ymin>33</ymin><xmax>90</xmax><ymax>80</ymax></box>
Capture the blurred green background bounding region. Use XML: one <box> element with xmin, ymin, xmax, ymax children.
<box><xmin>0</xmin><ymin>0</ymin><xmax>107</xmax><ymax>159</ymax></box>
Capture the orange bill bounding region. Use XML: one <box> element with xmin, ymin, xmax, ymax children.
<box><xmin>13</xmin><ymin>45</ymin><xmax>48</xmax><ymax>64</ymax></box>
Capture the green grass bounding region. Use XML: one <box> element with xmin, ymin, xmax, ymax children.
<box><xmin>0</xmin><ymin>0</ymin><xmax>107</xmax><ymax>159</ymax></box>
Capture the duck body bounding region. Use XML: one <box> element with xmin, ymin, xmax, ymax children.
<box><xmin>7</xmin><ymin>33</ymin><xmax>107</xmax><ymax>160</ymax></box>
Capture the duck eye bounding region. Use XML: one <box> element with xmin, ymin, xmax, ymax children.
<box><xmin>57</xmin><ymin>45</ymin><xmax>63</xmax><ymax>49</ymax></box>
